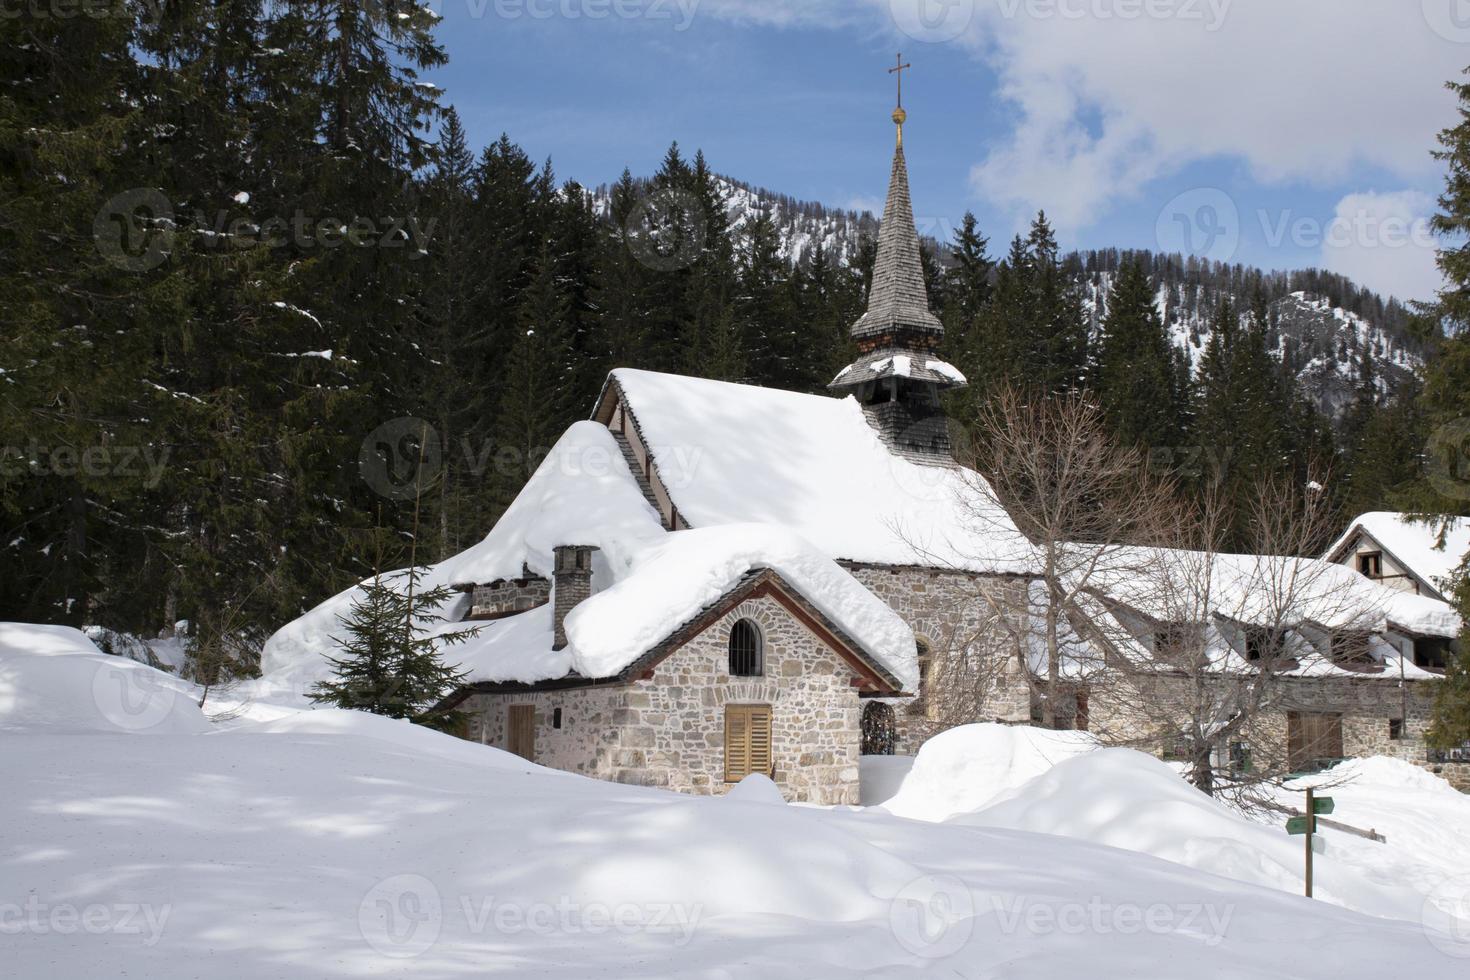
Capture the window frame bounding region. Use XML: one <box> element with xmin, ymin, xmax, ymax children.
<box><xmin>727</xmin><ymin>618</ymin><xmax>764</xmax><ymax>677</ymax></box>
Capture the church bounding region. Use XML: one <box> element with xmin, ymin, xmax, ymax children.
<box><xmin>266</xmin><ymin>86</ymin><xmax>1468</xmax><ymax>802</ymax></box>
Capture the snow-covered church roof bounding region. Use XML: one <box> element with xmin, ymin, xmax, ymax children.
<box><xmin>602</xmin><ymin>368</ymin><xmax>1036</xmax><ymax>575</ymax></box>
<box><xmin>261</xmin><ymin>422</ymin><xmax>918</xmax><ymax>694</ymax></box>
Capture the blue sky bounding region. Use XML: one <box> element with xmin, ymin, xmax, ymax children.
<box><xmin>426</xmin><ymin>0</ymin><xmax>1470</xmax><ymax>304</ymax></box>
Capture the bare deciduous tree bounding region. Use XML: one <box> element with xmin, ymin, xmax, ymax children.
<box><xmin>1092</xmin><ymin>473</ymin><xmax>1383</xmax><ymax>802</ymax></box>
<box><xmin>946</xmin><ymin>385</ymin><xmax>1180</xmax><ymax>730</ymax></box>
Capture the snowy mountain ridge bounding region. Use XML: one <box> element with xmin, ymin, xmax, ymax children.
<box><xmin>593</xmin><ymin>176</ymin><xmax>1425</xmax><ymax>420</ymax></box>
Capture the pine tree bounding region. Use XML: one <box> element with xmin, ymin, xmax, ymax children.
<box><xmin>1414</xmin><ymin>68</ymin><xmax>1470</xmax><ymax>747</ymax></box>
<box><xmin>310</xmin><ymin>566</ymin><xmax>471</xmax><ymax>727</ymax></box>
<box><xmin>1097</xmin><ymin>260</ymin><xmax>1183</xmax><ymax>449</ymax></box>
<box><xmin>493</xmin><ymin>243</ymin><xmax>577</xmax><ymax>503</ymax></box>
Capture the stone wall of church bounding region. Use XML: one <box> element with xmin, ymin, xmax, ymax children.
<box><xmin>460</xmin><ymin>594</ymin><xmax>866</xmax><ymax>804</ymax></box>
<box><xmin>843</xmin><ymin>565</ymin><xmax>1034</xmax><ymax>753</ymax></box>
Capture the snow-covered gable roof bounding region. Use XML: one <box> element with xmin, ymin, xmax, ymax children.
<box><xmin>1325</xmin><ymin>512</ymin><xmax>1470</xmax><ymax>600</ymax></box>
<box><xmin>1085</xmin><ymin>546</ymin><xmax>1462</xmax><ymax>639</ymax></box>
<box><xmin>565</xmin><ymin>524</ymin><xmax>917</xmax><ymax>691</ymax></box>
<box><xmin>602</xmin><ymin>369</ymin><xmax>1036</xmax><ymax>574</ymax></box>
<box><xmin>438</xmin><ymin>526</ymin><xmax>917</xmax><ymax>692</ymax></box>
<box><xmin>263</xmin><ymin>424</ymin><xmax>917</xmax><ymax>694</ymax></box>
<box><xmin>435</xmin><ymin>421</ymin><xmax>665</xmax><ymax>588</ymax></box>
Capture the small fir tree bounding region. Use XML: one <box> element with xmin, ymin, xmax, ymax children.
<box><xmin>310</xmin><ymin>566</ymin><xmax>472</xmax><ymax>729</ymax></box>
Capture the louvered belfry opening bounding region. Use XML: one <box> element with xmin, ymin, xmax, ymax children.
<box><xmin>728</xmin><ymin>618</ymin><xmax>763</xmax><ymax>677</ymax></box>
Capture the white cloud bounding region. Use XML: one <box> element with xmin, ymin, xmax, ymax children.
<box><xmin>1319</xmin><ymin>190</ymin><xmax>1443</xmax><ymax>304</ymax></box>
<box><xmin>708</xmin><ymin>1</ymin><xmax>1468</xmax><ymax>240</ymax></box>
<box><xmin>954</xmin><ymin>0</ymin><xmax>1466</xmax><ymax>235</ymax></box>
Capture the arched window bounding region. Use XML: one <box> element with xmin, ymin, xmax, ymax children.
<box><xmin>915</xmin><ymin>637</ymin><xmax>938</xmax><ymax>721</ymax></box>
<box><xmin>915</xmin><ymin>638</ymin><xmax>933</xmax><ymax>697</ymax></box>
<box><xmin>728</xmin><ymin>619</ymin><xmax>763</xmax><ymax>676</ymax></box>
<box><xmin>861</xmin><ymin>701</ymin><xmax>897</xmax><ymax>756</ymax></box>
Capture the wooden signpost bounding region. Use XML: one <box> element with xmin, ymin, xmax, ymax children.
<box><xmin>1286</xmin><ymin>789</ymin><xmax>1334</xmax><ymax>896</ymax></box>
<box><xmin>1285</xmin><ymin>789</ymin><xmax>1382</xmax><ymax>898</ymax></box>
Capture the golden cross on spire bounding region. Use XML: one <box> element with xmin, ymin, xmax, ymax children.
<box><xmin>888</xmin><ymin>53</ymin><xmax>911</xmax><ymax>146</ymax></box>
<box><xmin>889</xmin><ymin>53</ymin><xmax>911</xmax><ymax>108</ymax></box>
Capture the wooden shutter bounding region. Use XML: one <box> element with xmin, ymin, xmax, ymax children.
<box><xmin>507</xmin><ymin>704</ymin><xmax>535</xmax><ymax>762</ymax></box>
<box><xmin>725</xmin><ymin>704</ymin><xmax>773</xmax><ymax>782</ymax></box>
<box><xmin>748</xmin><ymin>706</ymin><xmax>772</xmax><ymax>777</ymax></box>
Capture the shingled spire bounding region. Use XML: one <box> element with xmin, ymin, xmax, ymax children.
<box><xmin>831</xmin><ymin>58</ymin><xmax>966</xmax><ymax>463</ymax></box>
<box><xmin>850</xmin><ymin>134</ymin><xmax>944</xmax><ymax>340</ymax></box>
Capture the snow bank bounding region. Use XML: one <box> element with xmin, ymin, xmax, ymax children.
<box><xmin>610</xmin><ymin>369</ymin><xmax>1036</xmax><ymax>574</ymax></box>
<box><xmin>0</xmin><ymin>623</ymin><xmax>209</xmax><ymax>735</ymax></box>
<box><xmin>6</xmin><ymin>703</ymin><xmax>1459</xmax><ymax>976</ymax></box>
<box><xmin>565</xmin><ymin>524</ymin><xmax>918</xmax><ymax>689</ymax></box>
<box><xmin>1276</xmin><ymin>758</ymin><xmax>1470</xmax><ymax>929</ymax></box>
<box><xmin>878</xmin><ymin>723</ymin><xmax>1097</xmax><ymax>820</ymax></box>
<box><xmin>953</xmin><ymin>748</ymin><xmax>1423</xmax><ymax>922</ymax></box>
<box><xmin>858</xmin><ymin>754</ymin><xmax>915</xmax><ymax>806</ymax></box>
<box><xmin>723</xmin><ymin>772</ymin><xmax>786</xmax><ymax>804</ymax></box>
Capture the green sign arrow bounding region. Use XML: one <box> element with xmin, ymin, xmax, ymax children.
<box><xmin>1312</xmin><ymin>796</ymin><xmax>1335</xmax><ymax>815</ymax></box>
<box><xmin>1286</xmin><ymin>815</ymin><xmax>1311</xmax><ymax>835</ymax></box>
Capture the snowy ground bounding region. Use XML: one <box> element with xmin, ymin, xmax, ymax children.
<box><xmin>4</xmin><ymin>624</ymin><xmax>1469</xmax><ymax>978</ymax></box>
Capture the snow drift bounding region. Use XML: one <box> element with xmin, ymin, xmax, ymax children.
<box><xmin>0</xmin><ymin>623</ymin><xmax>209</xmax><ymax>735</ymax></box>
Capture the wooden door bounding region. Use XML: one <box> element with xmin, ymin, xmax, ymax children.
<box><xmin>1287</xmin><ymin>712</ymin><xmax>1343</xmax><ymax>771</ymax></box>
<box><xmin>724</xmin><ymin>704</ymin><xmax>773</xmax><ymax>782</ymax></box>
<box><xmin>507</xmin><ymin>704</ymin><xmax>536</xmax><ymax>762</ymax></box>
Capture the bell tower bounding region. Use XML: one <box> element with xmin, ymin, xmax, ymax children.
<box><xmin>830</xmin><ymin>55</ymin><xmax>966</xmax><ymax>461</ymax></box>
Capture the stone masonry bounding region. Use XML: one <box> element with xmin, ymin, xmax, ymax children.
<box><xmin>462</xmin><ymin>594</ymin><xmax>867</xmax><ymax>805</ymax></box>
<box><xmin>469</xmin><ymin>577</ymin><xmax>550</xmax><ymax>620</ymax></box>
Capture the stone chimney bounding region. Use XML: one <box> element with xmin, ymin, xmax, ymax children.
<box><xmin>552</xmin><ymin>545</ymin><xmax>597</xmax><ymax>651</ymax></box>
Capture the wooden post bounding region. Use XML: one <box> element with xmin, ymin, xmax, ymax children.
<box><xmin>1304</xmin><ymin>787</ymin><xmax>1315</xmax><ymax>898</ymax></box>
